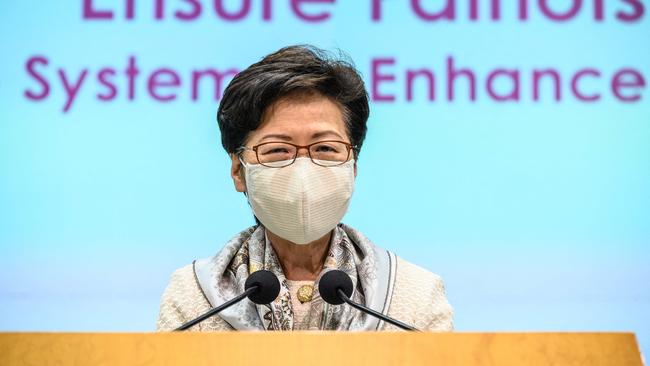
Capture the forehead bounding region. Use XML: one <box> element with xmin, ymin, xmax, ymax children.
<box><xmin>251</xmin><ymin>92</ymin><xmax>348</xmax><ymax>141</ymax></box>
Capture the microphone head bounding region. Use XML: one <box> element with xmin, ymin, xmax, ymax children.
<box><xmin>245</xmin><ymin>270</ymin><xmax>280</xmax><ymax>304</ymax></box>
<box><xmin>318</xmin><ymin>270</ymin><xmax>353</xmax><ymax>305</ymax></box>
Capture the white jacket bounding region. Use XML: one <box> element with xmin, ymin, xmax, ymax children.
<box><xmin>157</xmin><ymin>256</ymin><xmax>454</xmax><ymax>332</ymax></box>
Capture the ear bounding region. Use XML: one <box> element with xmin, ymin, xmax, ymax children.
<box><xmin>230</xmin><ymin>153</ymin><xmax>247</xmax><ymax>193</ymax></box>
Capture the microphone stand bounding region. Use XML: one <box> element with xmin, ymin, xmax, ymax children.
<box><xmin>175</xmin><ymin>286</ymin><xmax>258</xmax><ymax>331</ymax></box>
<box><xmin>337</xmin><ymin>289</ymin><xmax>419</xmax><ymax>332</ymax></box>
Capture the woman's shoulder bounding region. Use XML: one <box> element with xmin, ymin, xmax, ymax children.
<box><xmin>393</xmin><ymin>256</ymin><xmax>445</xmax><ymax>290</ymax></box>
<box><xmin>156</xmin><ymin>262</ymin><xmax>232</xmax><ymax>331</ymax></box>
<box><xmin>386</xmin><ymin>256</ymin><xmax>454</xmax><ymax>331</ymax></box>
<box><xmin>167</xmin><ymin>263</ymin><xmax>197</xmax><ymax>287</ymax></box>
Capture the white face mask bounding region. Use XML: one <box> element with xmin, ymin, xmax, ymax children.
<box><xmin>240</xmin><ymin>156</ymin><xmax>355</xmax><ymax>245</ymax></box>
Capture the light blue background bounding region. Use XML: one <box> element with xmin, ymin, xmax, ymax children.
<box><xmin>1</xmin><ymin>0</ymin><xmax>649</xmax><ymax>357</ymax></box>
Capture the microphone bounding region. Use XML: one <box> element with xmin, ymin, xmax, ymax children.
<box><xmin>318</xmin><ymin>270</ymin><xmax>419</xmax><ymax>331</ymax></box>
<box><xmin>175</xmin><ymin>270</ymin><xmax>280</xmax><ymax>331</ymax></box>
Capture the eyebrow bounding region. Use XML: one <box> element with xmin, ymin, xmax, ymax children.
<box><xmin>259</xmin><ymin>133</ymin><xmax>292</xmax><ymax>142</ymax></box>
<box><xmin>259</xmin><ymin>130</ymin><xmax>344</xmax><ymax>142</ymax></box>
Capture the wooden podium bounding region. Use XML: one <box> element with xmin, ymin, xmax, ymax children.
<box><xmin>0</xmin><ymin>332</ymin><xmax>643</xmax><ymax>366</ymax></box>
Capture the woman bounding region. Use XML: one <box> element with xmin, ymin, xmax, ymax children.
<box><xmin>156</xmin><ymin>45</ymin><xmax>453</xmax><ymax>331</ymax></box>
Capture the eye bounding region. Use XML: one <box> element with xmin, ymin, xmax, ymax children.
<box><xmin>264</xmin><ymin>147</ymin><xmax>290</xmax><ymax>154</ymax></box>
<box><xmin>314</xmin><ymin>144</ymin><xmax>339</xmax><ymax>152</ymax></box>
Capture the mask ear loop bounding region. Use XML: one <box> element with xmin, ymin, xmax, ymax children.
<box><xmin>236</xmin><ymin>153</ymin><xmax>250</xmax><ymax>198</ymax></box>
<box><xmin>237</xmin><ymin>154</ymin><xmax>249</xmax><ymax>168</ymax></box>
<box><xmin>237</xmin><ymin>153</ymin><xmax>263</xmax><ymax>227</ymax></box>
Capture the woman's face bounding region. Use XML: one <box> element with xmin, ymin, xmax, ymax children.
<box><xmin>231</xmin><ymin>92</ymin><xmax>357</xmax><ymax>193</ymax></box>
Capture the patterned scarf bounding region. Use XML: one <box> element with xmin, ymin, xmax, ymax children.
<box><xmin>193</xmin><ymin>222</ymin><xmax>397</xmax><ymax>330</ymax></box>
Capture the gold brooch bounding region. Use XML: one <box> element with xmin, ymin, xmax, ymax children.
<box><xmin>297</xmin><ymin>284</ymin><xmax>314</xmax><ymax>303</ymax></box>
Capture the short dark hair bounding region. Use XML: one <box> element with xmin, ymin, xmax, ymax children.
<box><xmin>217</xmin><ymin>44</ymin><xmax>370</xmax><ymax>157</ymax></box>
